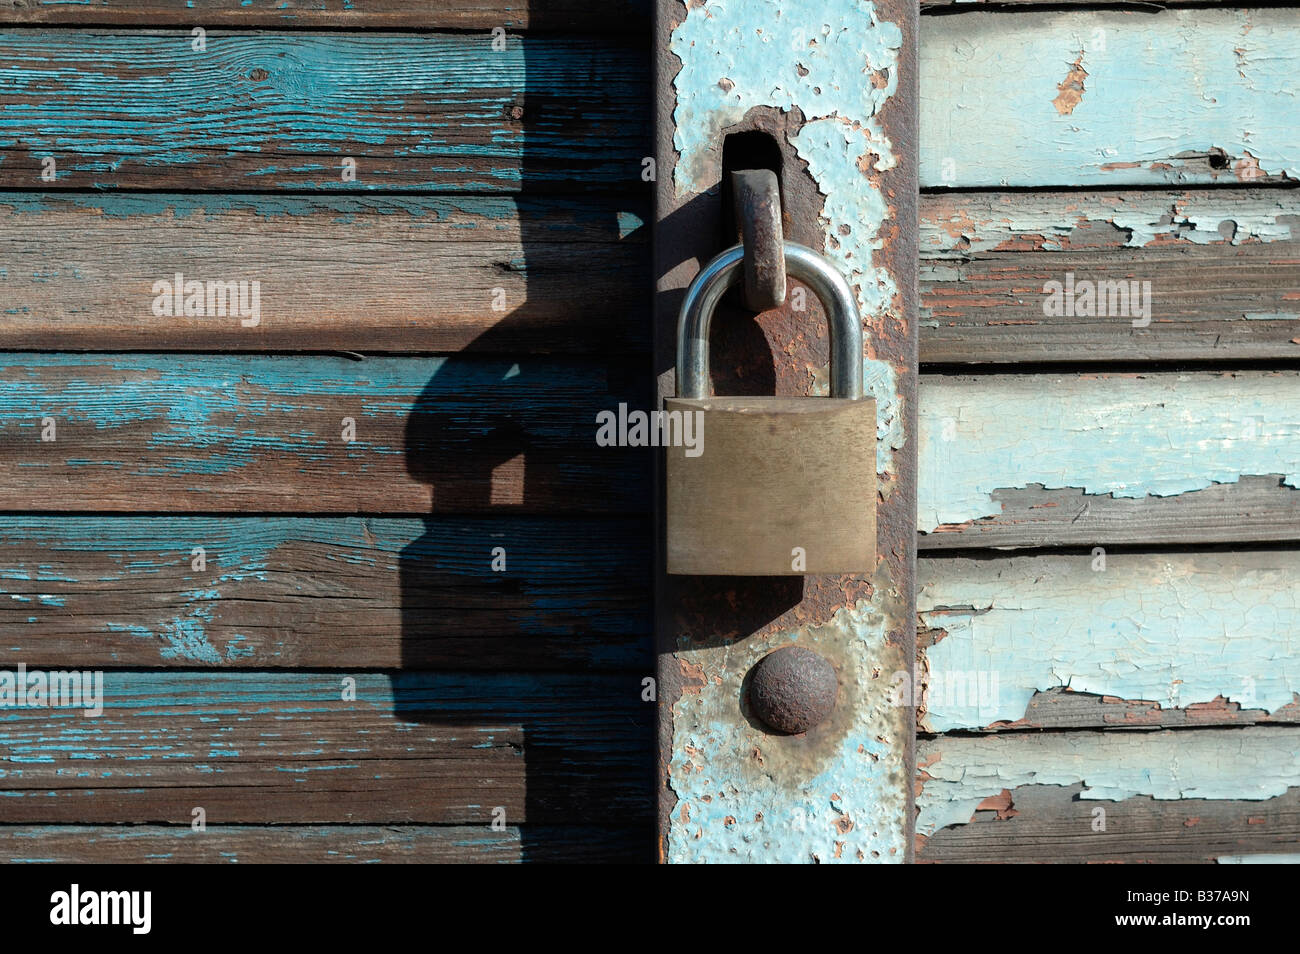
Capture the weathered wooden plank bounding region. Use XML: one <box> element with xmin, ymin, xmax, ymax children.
<box><xmin>921</xmin><ymin>0</ymin><xmax>1202</xmax><ymax>6</ymax></box>
<box><xmin>979</xmin><ymin>688</ymin><xmax>1300</xmax><ymax>733</ymax></box>
<box><xmin>0</xmin><ymin>194</ymin><xmax>648</xmax><ymax>353</ymax></box>
<box><xmin>0</xmin><ymin>0</ymin><xmax>649</xmax><ymax>31</ymax></box>
<box><xmin>0</xmin><ymin>672</ymin><xmax>652</xmax><ymax>824</ymax></box>
<box><xmin>921</xmin><ymin>9</ymin><xmax>1300</xmax><ymax>187</ymax></box>
<box><xmin>0</xmin><ymin>516</ymin><xmax>649</xmax><ymax>670</ymax></box>
<box><xmin>0</xmin><ymin>355</ymin><xmax>645</xmax><ymax>513</ymax></box>
<box><xmin>919</xmin><ymin>477</ymin><xmax>1300</xmax><ymax>549</ymax></box>
<box><xmin>919</xmin><ymin>371</ymin><xmax>1300</xmax><ymax>548</ymax></box>
<box><xmin>7</xmin><ymin>363</ymin><xmax>1297</xmax><ymax>546</ymax></box>
<box><xmin>0</xmin><ymin>32</ymin><xmax>647</xmax><ymax>191</ymax></box>
<box><xmin>917</xmin><ymin>727</ymin><xmax>1300</xmax><ymax>841</ymax></box>
<box><xmin>918</xmin><ymin>783</ymin><xmax>1300</xmax><ymax>864</ymax></box>
<box><xmin>921</xmin><ymin>189</ymin><xmax>1300</xmax><ymax>363</ymax></box>
<box><xmin>4</xmin><ymin>12</ymin><xmax>1291</xmax><ymax>191</ymax></box>
<box><xmin>0</xmin><ymin>825</ymin><xmax>650</xmax><ymax>864</ymax></box>
<box><xmin>6</xmin><ymin>188</ymin><xmax>1296</xmax><ymax>361</ymax></box>
<box><xmin>917</xmin><ymin>551</ymin><xmax>1300</xmax><ymax>732</ymax></box>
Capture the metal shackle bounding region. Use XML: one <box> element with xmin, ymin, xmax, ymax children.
<box><xmin>675</xmin><ymin>242</ymin><xmax>863</xmax><ymax>401</ymax></box>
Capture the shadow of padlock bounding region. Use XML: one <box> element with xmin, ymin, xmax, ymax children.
<box><xmin>666</xmin><ymin>242</ymin><xmax>876</xmax><ymax>576</ymax></box>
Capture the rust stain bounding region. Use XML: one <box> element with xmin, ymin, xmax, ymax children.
<box><xmin>678</xmin><ymin>657</ymin><xmax>706</xmax><ymax>694</ymax></box>
<box><xmin>975</xmin><ymin>789</ymin><xmax>1018</xmax><ymax>821</ymax></box>
<box><xmin>1052</xmin><ymin>52</ymin><xmax>1088</xmax><ymax>116</ymax></box>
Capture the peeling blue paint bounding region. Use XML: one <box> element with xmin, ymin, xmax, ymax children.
<box><xmin>668</xmin><ymin>597</ymin><xmax>909</xmax><ymax>863</ymax></box>
<box><xmin>919</xmin><ymin>552</ymin><xmax>1300</xmax><ymax>730</ymax></box>
<box><xmin>918</xmin><ymin>728</ymin><xmax>1300</xmax><ymax>837</ymax></box>
<box><xmin>668</xmin><ymin>0</ymin><xmax>910</xmax><ymax>864</ymax></box>
<box><xmin>919</xmin><ymin>372</ymin><xmax>1300</xmax><ymax>530</ymax></box>
<box><xmin>921</xmin><ymin>9</ymin><xmax>1300</xmax><ymax>187</ymax></box>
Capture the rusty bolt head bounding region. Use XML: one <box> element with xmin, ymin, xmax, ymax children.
<box><xmin>748</xmin><ymin>646</ymin><xmax>837</xmax><ymax>735</ymax></box>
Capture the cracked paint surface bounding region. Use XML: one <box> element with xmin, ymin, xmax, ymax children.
<box><xmin>667</xmin><ymin>0</ymin><xmax>909</xmax><ymax>862</ymax></box>
<box><xmin>921</xmin><ymin>191</ymin><xmax>1299</xmax><ymax>258</ymax></box>
<box><xmin>922</xmin><ymin>9</ymin><xmax>1300</xmax><ymax>186</ymax></box>
<box><xmin>918</xmin><ymin>552</ymin><xmax>1300</xmax><ymax>731</ymax></box>
<box><xmin>918</xmin><ymin>727</ymin><xmax>1300</xmax><ymax>837</ymax></box>
<box><xmin>667</xmin><ymin>592</ymin><xmax>909</xmax><ymax>863</ymax></box>
<box><xmin>919</xmin><ymin>372</ymin><xmax>1300</xmax><ymax>531</ymax></box>
<box><xmin>672</xmin><ymin>0</ymin><xmax>902</xmax><ymax>318</ymax></box>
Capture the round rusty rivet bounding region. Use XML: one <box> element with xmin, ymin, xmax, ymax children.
<box><xmin>748</xmin><ymin>646</ymin><xmax>837</xmax><ymax>735</ymax></box>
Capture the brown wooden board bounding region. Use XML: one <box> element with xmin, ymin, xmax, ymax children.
<box><xmin>0</xmin><ymin>194</ymin><xmax>648</xmax><ymax>354</ymax></box>
<box><xmin>4</xmin><ymin>189</ymin><xmax>1298</xmax><ymax>362</ymax></box>
<box><xmin>0</xmin><ymin>516</ymin><xmax>649</xmax><ymax>671</ymax></box>
<box><xmin>921</xmin><ymin>189</ymin><xmax>1300</xmax><ymax>364</ymax></box>
<box><xmin>917</xmin><ymin>783</ymin><xmax>1300</xmax><ymax>864</ymax></box>
<box><xmin>0</xmin><ymin>355</ymin><xmax>645</xmax><ymax>513</ymax></box>
<box><xmin>932</xmin><ymin>687</ymin><xmax>1300</xmax><ymax>731</ymax></box>
<box><xmin>0</xmin><ymin>825</ymin><xmax>652</xmax><ymax>864</ymax></box>
<box><xmin>0</xmin><ymin>672</ymin><xmax>653</xmax><ymax>825</ymax></box>
<box><xmin>919</xmin><ymin>477</ymin><xmax>1300</xmax><ymax>550</ymax></box>
<box><xmin>0</xmin><ymin>0</ymin><xmax>649</xmax><ymax>30</ymax></box>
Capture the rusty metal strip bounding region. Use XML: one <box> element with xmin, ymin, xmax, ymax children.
<box><xmin>653</xmin><ymin>0</ymin><xmax>919</xmax><ymax>862</ymax></box>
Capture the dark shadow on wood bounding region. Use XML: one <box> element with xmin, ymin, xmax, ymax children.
<box><xmin>398</xmin><ymin>26</ymin><xmax>656</xmax><ymax>863</ymax></box>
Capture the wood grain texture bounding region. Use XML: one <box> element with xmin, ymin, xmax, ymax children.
<box><xmin>0</xmin><ymin>672</ymin><xmax>652</xmax><ymax>824</ymax></box>
<box><xmin>917</xmin><ymin>550</ymin><xmax>1300</xmax><ymax>732</ymax></box>
<box><xmin>0</xmin><ymin>194</ymin><xmax>648</xmax><ymax>353</ymax></box>
<box><xmin>8</xmin><ymin>11</ymin><xmax>1296</xmax><ymax>192</ymax></box>
<box><xmin>0</xmin><ymin>825</ymin><xmax>652</xmax><ymax>864</ymax></box>
<box><xmin>0</xmin><ymin>515</ymin><xmax>649</xmax><ymax>670</ymax></box>
<box><xmin>6</xmin><ymin>188</ymin><xmax>1298</xmax><ymax>361</ymax></box>
<box><xmin>0</xmin><ymin>0</ymin><xmax>649</xmax><ymax>30</ymax></box>
<box><xmin>921</xmin><ymin>189</ymin><xmax>1300</xmax><ymax>363</ymax></box>
<box><xmin>918</xmin><ymin>476</ymin><xmax>1300</xmax><ymax>549</ymax></box>
<box><xmin>0</xmin><ymin>826</ymin><xmax>650</xmax><ymax>868</ymax></box>
<box><xmin>0</xmin><ymin>31</ymin><xmax>647</xmax><ymax>191</ymax></box>
<box><xmin>920</xmin><ymin>0</ymin><xmax>1203</xmax><ymax>6</ymax></box>
<box><xmin>6</xmin><ymin>361</ymin><xmax>1298</xmax><ymax>550</ymax></box>
<box><xmin>919</xmin><ymin>371</ymin><xmax>1300</xmax><ymax>548</ymax></box>
<box><xmin>921</xmin><ymin>8</ymin><xmax>1300</xmax><ymax>187</ymax></box>
<box><xmin>965</xmin><ymin>687</ymin><xmax>1300</xmax><ymax>732</ymax></box>
<box><xmin>917</xmin><ymin>783</ymin><xmax>1300</xmax><ymax>864</ymax></box>
<box><xmin>0</xmin><ymin>354</ymin><xmax>646</xmax><ymax>513</ymax></box>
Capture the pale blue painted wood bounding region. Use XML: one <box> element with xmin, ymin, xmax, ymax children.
<box><xmin>918</xmin><ymin>727</ymin><xmax>1300</xmax><ymax>838</ymax></box>
<box><xmin>922</xmin><ymin>9</ymin><xmax>1300</xmax><ymax>187</ymax></box>
<box><xmin>919</xmin><ymin>552</ymin><xmax>1300</xmax><ymax>731</ymax></box>
<box><xmin>919</xmin><ymin>371</ymin><xmax>1300</xmax><ymax>532</ymax></box>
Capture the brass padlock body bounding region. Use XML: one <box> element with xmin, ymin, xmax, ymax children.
<box><xmin>666</xmin><ymin>395</ymin><xmax>877</xmax><ymax>575</ymax></box>
<box><xmin>666</xmin><ymin>241</ymin><xmax>876</xmax><ymax>576</ymax></box>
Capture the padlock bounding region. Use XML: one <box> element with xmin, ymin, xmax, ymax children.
<box><xmin>666</xmin><ymin>241</ymin><xmax>876</xmax><ymax>576</ymax></box>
